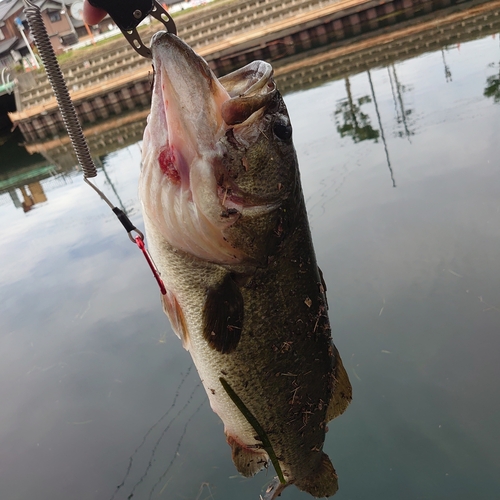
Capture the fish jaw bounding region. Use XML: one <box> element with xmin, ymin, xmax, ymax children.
<box><xmin>140</xmin><ymin>33</ymin><xmax>279</xmax><ymax>265</ymax></box>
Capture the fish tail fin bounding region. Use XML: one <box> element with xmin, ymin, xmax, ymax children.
<box><xmin>295</xmin><ymin>452</ymin><xmax>339</xmax><ymax>498</ymax></box>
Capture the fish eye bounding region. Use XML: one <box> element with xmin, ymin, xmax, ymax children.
<box><xmin>273</xmin><ymin>119</ymin><xmax>292</xmax><ymax>141</ymax></box>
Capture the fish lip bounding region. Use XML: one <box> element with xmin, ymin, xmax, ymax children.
<box><xmin>219</xmin><ymin>60</ymin><xmax>275</xmax><ymax>98</ymax></box>
<box><xmin>150</xmin><ymin>32</ymin><xmax>274</xmax><ymax>98</ymax></box>
<box><xmin>150</xmin><ymin>31</ymin><xmax>231</xmax><ymax>157</ymax></box>
<box><xmin>151</xmin><ymin>31</ymin><xmax>218</xmax><ymax>94</ymax></box>
<box><xmin>220</xmin><ymin>62</ymin><xmax>277</xmax><ymax>126</ymax></box>
<box><xmin>150</xmin><ymin>33</ymin><xmax>276</xmax><ymax>129</ymax></box>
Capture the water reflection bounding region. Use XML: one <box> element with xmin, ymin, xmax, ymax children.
<box><xmin>14</xmin><ymin>182</ymin><xmax>47</xmax><ymax>212</ymax></box>
<box><xmin>0</xmin><ymin>149</ymin><xmax>70</xmax><ymax>213</ymax></box>
<box><xmin>484</xmin><ymin>59</ymin><xmax>500</xmax><ymax>102</ymax></box>
<box><xmin>334</xmin><ymin>77</ymin><xmax>380</xmax><ymax>143</ymax></box>
<box><xmin>1</xmin><ymin>4</ymin><xmax>500</xmax><ymax>500</ymax></box>
<box><xmin>24</xmin><ymin>108</ymin><xmax>149</xmax><ymax>170</ymax></box>
<box><xmin>332</xmin><ymin>68</ymin><xmax>410</xmax><ymax>187</ymax></box>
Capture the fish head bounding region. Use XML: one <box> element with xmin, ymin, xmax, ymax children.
<box><xmin>141</xmin><ymin>33</ymin><xmax>301</xmax><ymax>266</ymax></box>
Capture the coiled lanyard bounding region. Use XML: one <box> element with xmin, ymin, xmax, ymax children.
<box><xmin>22</xmin><ymin>0</ymin><xmax>174</xmax><ymax>295</ymax></box>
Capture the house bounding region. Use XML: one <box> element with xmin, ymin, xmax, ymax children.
<box><xmin>0</xmin><ymin>0</ymin><xmax>82</xmax><ymax>67</ymax></box>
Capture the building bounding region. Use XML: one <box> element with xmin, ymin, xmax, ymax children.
<box><xmin>0</xmin><ymin>0</ymin><xmax>82</xmax><ymax>67</ymax></box>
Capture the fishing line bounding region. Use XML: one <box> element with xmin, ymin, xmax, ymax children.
<box><xmin>126</xmin><ymin>381</ymin><xmax>202</xmax><ymax>499</ymax></box>
<box><xmin>148</xmin><ymin>399</ymin><xmax>205</xmax><ymax>499</ymax></box>
<box><xmin>109</xmin><ymin>365</ymin><xmax>193</xmax><ymax>500</ymax></box>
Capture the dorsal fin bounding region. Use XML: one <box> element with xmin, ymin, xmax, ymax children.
<box><xmin>326</xmin><ymin>345</ymin><xmax>352</xmax><ymax>421</ymax></box>
<box><xmin>202</xmin><ymin>273</ymin><xmax>244</xmax><ymax>354</ymax></box>
<box><xmin>318</xmin><ymin>266</ymin><xmax>329</xmax><ymax>310</ymax></box>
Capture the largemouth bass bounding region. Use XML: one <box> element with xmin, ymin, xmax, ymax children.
<box><xmin>140</xmin><ymin>32</ymin><xmax>352</xmax><ymax>499</ymax></box>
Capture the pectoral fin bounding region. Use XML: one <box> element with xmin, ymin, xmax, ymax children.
<box><xmin>326</xmin><ymin>345</ymin><xmax>352</xmax><ymax>421</ymax></box>
<box><xmin>161</xmin><ymin>291</ymin><xmax>190</xmax><ymax>350</ymax></box>
<box><xmin>202</xmin><ymin>273</ymin><xmax>244</xmax><ymax>354</ymax></box>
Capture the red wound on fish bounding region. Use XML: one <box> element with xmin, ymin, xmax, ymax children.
<box><xmin>158</xmin><ymin>146</ymin><xmax>181</xmax><ymax>183</ymax></box>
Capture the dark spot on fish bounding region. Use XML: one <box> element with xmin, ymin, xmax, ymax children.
<box><xmin>210</xmin><ymin>388</ymin><xmax>216</xmax><ymax>395</ymax></box>
<box><xmin>158</xmin><ymin>146</ymin><xmax>180</xmax><ymax>183</ymax></box>
<box><xmin>274</xmin><ymin>218</ymin><xmax>284</xmax><ymax>237</ymax></box>
<box><xmin>149</xmin><ymin>67</ymin><xmax>155</xmax><ymax>90</ymax></box>
<box><xmin>266</xmin><ymin>95</ymin><xmax>280</xmax><ymax>113</ymax></box>
<box><xmin>202</xmin><ymin>273</ymin><xmax>244</xmax><ymax>354</ymax></box>
<box><xmin>221</xmin><ymin>208</ymin><xmax>239</xmax><ymax>218</ymax></box>
<box><xmin>221</xmin><ymin>370</ymin><xmax>228</xmax><ymax>376</ymax></box>
<box><xmin>225</xmin><ymin>128</ymin><xmax>239</xmax><ymax>147</ymax></box>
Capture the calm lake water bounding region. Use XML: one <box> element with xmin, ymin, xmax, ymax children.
<box><xmin>1</xmin><ymin>19</ymin><xmax>500</xmax><ymax>500</ymax></box>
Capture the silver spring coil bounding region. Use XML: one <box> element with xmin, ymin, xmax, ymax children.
<box><xmin>23</xmin><ymin>0</ymin><xmax>97</xmax><ymax>178</ymax></box>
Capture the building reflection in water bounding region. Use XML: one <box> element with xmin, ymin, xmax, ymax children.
<box><xmin>14</xmin><ymin>182</ymin><xmax>48</xmax><ymax>212</ymax></box>
<box><xmin>3</xmin><ymin>1</ymin><xmax>500</xmax><ymax>211</ymax></box>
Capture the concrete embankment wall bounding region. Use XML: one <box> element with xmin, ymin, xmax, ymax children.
<box><xmin>25</xmin><ymin>0</ymin><xmax>500</xmax><ymax>165</ymax></box>
<box><xmin>9</xmin><ymin>0</ymin><xmax>496</xmax><ymax>142</ymax></box>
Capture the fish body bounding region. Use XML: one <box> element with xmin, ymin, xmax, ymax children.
<box><xmin>140</xmin><ymin>32</ymin><xmax>351</xmax><ymax>498</ymax></box>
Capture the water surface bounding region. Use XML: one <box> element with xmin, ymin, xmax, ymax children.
<box><xmin>1</xmin><ymin>21</ymin><xmax>500</xmax><ymax>500</ymax></box>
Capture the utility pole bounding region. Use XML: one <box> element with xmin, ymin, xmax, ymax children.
<box><xmin>14</xmin><ymin>16</ymin><xmax>40</xmax><ymax>69</ymax></box>
<box><xmin>60</xmin><ymin>1</ymin><xmax>78</xmax><ymax>40</ymax></box>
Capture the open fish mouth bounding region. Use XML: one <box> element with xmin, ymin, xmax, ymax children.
<box><xmin>140</xmin><ymin>32</ymin><xmax>279</xmax><ymax>265</ymax></box>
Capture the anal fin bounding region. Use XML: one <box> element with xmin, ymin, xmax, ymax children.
<box><xmin>226</xmin><ymin>434</ymin><xmax>269</xmax><ymax>477</ymax></box>
<box><xmin>326</xmin><ymin>345</ymin><xmax>352</xmax><ymax>422</ymax></box>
